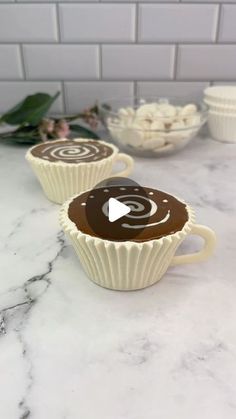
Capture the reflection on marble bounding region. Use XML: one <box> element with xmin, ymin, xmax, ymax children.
<box><xmin>0</xmin><ymin>135</ymin><xmax>236</xmax><ymax>419</ymax></box>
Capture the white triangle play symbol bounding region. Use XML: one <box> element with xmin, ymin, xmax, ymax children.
<box><xmin>108</xmin><ymin>198</ymin><xmax>131</xmax><ymax>222</ymax></box>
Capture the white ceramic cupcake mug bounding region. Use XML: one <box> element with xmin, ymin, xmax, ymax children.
<box><xmin>60</xmin><ymin>185</ymin><xmax>216</xmax><ymax>291</ymax></box>
<box><xmin>26</xmin><ymin>138</ymin><xmax>134</xmax><ymax>204</ymax></box>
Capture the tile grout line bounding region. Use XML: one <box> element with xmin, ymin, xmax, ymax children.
<box><xmin>99</xmin><ymin>44</ymin><xmax>103</xmax><ymax>80</ymax></box>
<box><xmin>173</xmin><ymin>44</ymin><xmax>178</xmax><ymax>81</ymax></box>
<box><xmin>133</xmin><ymin>1</ymin><xmax>139</xmax><ymax>96</ymax></box>
<box><xmin>0</xmin><ymin>1</ymin><xmax>232</xmax><ymax>4</ymax></box>
<box><xmin>61</xmin><ymin>81</ymin><xmax>67</xmax><ymax>114</ymax></box>
<box><xmin>0</xmin><ymin>79</ymin><xmax>236</xmax><ymax>83</ymax></box>
<box><xmin>133</xmin><ymin>80</ymin><xmax>137</xmax><ymax>98</ymax></box>
<box><xmin>2</xmin><ymin>41</ymin><xmax>236</xmax><ymax>46</ymax></box>
<box><xmin>135</xmin><ymin>2</ymin><xmax>139</xmax><ymax>43</ymax></box>
<box><xmin>55</xmin><ymin>3</ymin><xmax>66</xmax><ymax>113</ymax></box>
<box><xmin>215</xmin><ymin>3</ymin><xmax>222</xmax><ymax>42</ymax></box>
<box><xmin>19</xmin><ymin>44</ymin><xmax>27</xmax><ymax>80</ymax></box>
<box><xmin>56</xmin><ymin>3</ymin><xmax>61</xmax><ymax>43</ymax></box>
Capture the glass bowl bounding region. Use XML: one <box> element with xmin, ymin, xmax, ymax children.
<box><xmin>99</xmin><ymin>96</ymin><xmax>208</xmax><ymax>157</ymax></box>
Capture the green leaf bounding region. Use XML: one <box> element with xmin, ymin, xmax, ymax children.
<box><xmin>70</xmin><ymin>124</ymin><xmax>100</xmax><ymax>139</ymax></box>
<box><xmin>0</xmin><ymin>125</ymin><xmax>40</xmax><ymax>144</ymax></box>
<box><xmin>100</xmin><ymin>103</ymin><xmax>111</xmax><ymax>111</ymax></box>
<box><xmin>0</xmin><ymin>132</ymin><xmax>39</xmax><ymax>144</ymax></box>
<box><xmin>1</xmin><ymin>136</ymin><xmax>39</xmax><ymax>144</ymax></box>
<box><xmin>0</xmin><ymin>92</ymin><xmax>60</xmax><ymax>126</ymax></box>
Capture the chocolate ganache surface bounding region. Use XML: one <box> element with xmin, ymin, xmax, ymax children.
<box><xmin>68</xmin><ymin>186</ymin><xmax>189</xmax><ymax>242</ymax></box>
<box><xmin>31</xmin><ymin>140</ymin><xmax>113</xmax><ymax>163</ymax></box>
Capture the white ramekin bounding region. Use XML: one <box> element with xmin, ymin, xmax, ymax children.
<box><xmin>204</xmin><ymin>99</ymin><xmax>236</xmax><ymax>114</ymax></box>
<box><xmin>208</xmin><ymin>110</ymin><xmax>236</xmax><ymax>143</ymax></box>
<box><xmin>204</xmin><ymin>86</ymin><xmax>236</xmax><ymax>106</ymax></box>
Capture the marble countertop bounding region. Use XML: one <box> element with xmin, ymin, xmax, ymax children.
<box><xmin>0</xmin><ymin>134</ymin><xmax>236</xmax><ymax>419</ymax></box>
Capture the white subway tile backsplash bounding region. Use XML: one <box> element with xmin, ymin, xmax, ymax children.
<box><xmin>18</xmin><ymin>0</ymin><xmax>98</xmax><ymax>2</ymax></box>
<box><xmin>102</xmin><ymin>0</ymin><xmax>179</xmax><ymax>2</ymax></box>
<box><xmin>0</xmin><ymin>46</ymin><xmax>23</xmax><ymax>80</ymax></box>
<box><xmin>137</xmin><ymin>82</ymin><xmax>210</xmax><ymax>99</ymax></box>
<box><xmin>183</xmin><ymin>0</ymin><xmax>234</xmax><ymax>2</ymax></box>
<box><xmin>0</xmin><ymin>82</ymin><xmax>63</xmax><ymax>114</ymax></box>
<box><xmin>102</xmin><ymin>45</ymin><xmax>175</xmax><ymax>80</ymax></box>
<box><xmin>59</xmin><ymin>4</ymin><xmax>135</xmax><ymax>42</ymax></box>
<box><xmin>219</xmin><ymin>5</ymin><xmax>236</xmax><ymax>42</ymax></box>
<box><xmin>177</xmin><ymin>45</ymin><xmax>236</xmax><ymax>80</ymax></box>
<box><xmin>64</xmin><ymin>81</ymin><xmax>134</xmax><ymax>113</ymax></box>
<box><xmin>23</xmin><ymin>45</ymin><xmax>99</xmax><ymax>80</ymax></box>
<box><xmin>0</xmin><ymin>1</ymin><xmax>235</xmax><ymax>113</ymax></box>
<box><xmin>0</xmin><ymin>5</ymin><xmax>57</xmax><ymax>42</ymax></box>
<box><xmin>139</xmin><ymin>4</ymin><xmax>218</xmax><ymax>42</ymax></box>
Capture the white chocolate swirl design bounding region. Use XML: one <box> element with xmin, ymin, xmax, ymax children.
<box><xmin>102</xmin><ymin>194</ymin><xmax>171</xmax><ymax>229</ymax></box>
<box><xmin>43</xmin><ymin>143</ymin><xmax>101</xmax><ymax>161</ymax></box>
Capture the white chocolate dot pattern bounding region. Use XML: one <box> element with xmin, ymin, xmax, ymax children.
<box><xmin>101</xmin><ymin>188</ymin><xmax>171</xmax><ymax>230</ymax></box>
<box><xmin>69</xmin><ymin>186</ymin><xmax>189</xmax><ymax>242</ymax></box>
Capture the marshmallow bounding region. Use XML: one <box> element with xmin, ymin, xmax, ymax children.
<box><xmin>157</xmin><ymin>104</ymin><xmax>177</xmax><ymax>123</ymax></box>
<box><xmin>184</xmin><ymin>114</ymin><xmax>201</xmax><ymax>127</ymax></box>
<box><xmin>171</xmin><ymin>121</ymin><xmax>186</xmax><ymax>130</ymax></box>
<box><xmin>163</xmin><ymin>132</ymin><xmax>182</xmax><ymax>145</ymax></box>
<box><xmin>141</xmin><ymin>137</ymin><xmax>166</xmax><ymax>150</ymax></box>
<box><xmin>123</xmin><ymin>123</ymin><xmax>147</xmax><ymax>146</ymax></box>
<box><xmin>107</xmin><ymin>100</ymin><xmax>202</xmax><ymax>153</ymax></box>
<box><xmin>153</xmin><ymin>109</ymin><xmax>165</xmax><ymax>120</ymax></box>
<box><xmin>136</xmin><ymin>103</ymin><xmax>158</xmax><ymax>119</ymax></box>
<box><xmin>180</xmin><ymin>104</ymin><xmax>197</xmax><ymax>117</ymax></box>
<box><xmin>158</xmin><ymin>104</ymin><xmax>176</xmax><ymax>117</ymax></box>
<box><xmin>118</xmin><ymin>107</ymin><xmax>134</xmax><ymax>118</ymax></box>
<box><xmin>154</xmin><ymin>143</ymin><xmax>174</xmax><ymax>153</ymax></box>
<box><xmin>149</xmin><ymin>121</ymin><xmax>165</xmax><ymax>143</ymax></box>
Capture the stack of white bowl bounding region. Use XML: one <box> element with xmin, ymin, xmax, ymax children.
<box><xmin>204</xmin><ymin>86</ymin><xmax>236</xmax><ymax>143</ymax></box>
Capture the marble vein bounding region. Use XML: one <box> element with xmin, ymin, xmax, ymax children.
<box><xmin>0</xmin><ymin>137</ymin><xmax>236</xmax><ymax>419</ymax></box>
<box><xmin>0</xmin><ymin>226</ymin><xmax>66</xmax><ymax>419</ymax></box>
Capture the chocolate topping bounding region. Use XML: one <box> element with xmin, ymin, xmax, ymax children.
<box><xmin>68</xmin><ymin>186</ymin><xmax>189</xmax><ymax>242</ymax></box>
<box><xmin>31</xmin><ymin>139</ymin><xmax>113</xmax><ymax>163</ymax></box>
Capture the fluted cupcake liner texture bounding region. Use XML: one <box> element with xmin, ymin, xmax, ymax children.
<box><xmin>204</xmin><ymin>99</ymin><xmax>236</xmax><ymax>114</ymax></box>
<box><xmin>59</xmin><ymin>196</ymin><xmax>195</xmax><ymax>291</ymax></box>
<box><xmin>26</xmin><ymin>140</ymin><xmax>119</xmax><ymax>204</ymax></box>
<box><xmin>204</xmin><ymin>94</ymin><xmax>236</xmax><ymax>107</ymax></box>
<box><xmin>204</xmin><ymin>86</ymin><xmax>236</xmax><ymax>106</ymax></box>
<box><xmin>208</xmin><ymin>111</ymin><xmax>236</xmax><ymax>143</ymax></box>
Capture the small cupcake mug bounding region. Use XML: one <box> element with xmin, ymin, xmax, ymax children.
<box><xmin>26</xmin><ymin>138</ymin><xmax>134</xmax><ymax>204</ymax></box>
<box><xmin>60</xmin><ymin>186</ymin><xmax>216</xmax><ymax>291</ymax></box>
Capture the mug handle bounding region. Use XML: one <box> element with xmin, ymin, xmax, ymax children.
<box><xmin>171</xmin><ymin>224</ymin><xmax>216</xmax><ymax>266</ymax></box>
<box><xmin>112</xmin><ymin>153</ymin><xmax>134</xmax><ymax>177</ymax></box>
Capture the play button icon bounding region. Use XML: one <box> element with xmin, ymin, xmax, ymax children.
<box><xmin>83</xmin><ymin>176</ymin><xmax>150</xmax><ymax>241</ymax></box>
<box><xmin>108</xmin><ymin>197</ymin><xmax>131</xmax><ymax>222</ymax></box>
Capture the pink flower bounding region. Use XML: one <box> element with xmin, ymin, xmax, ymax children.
<box><xmin>54</xmin><ymin>120</ymin><xmax>70</xmax><ymax>139</ymax></box>
<box><xmin>39</xmin><ymin>118</ymin><xmax>55</xmax><ymax>134</ymax></box>
<box><xmin>82</xmin><ymin>108</ymin><xmax>99</xmax><ymax>130</ymax></box>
